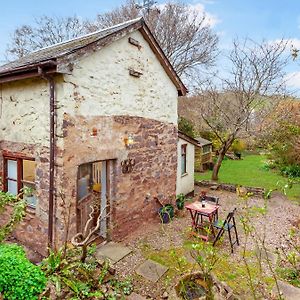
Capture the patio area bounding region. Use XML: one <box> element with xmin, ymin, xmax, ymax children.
<box><xmin>109</xmin><ymin>188</ymin><xmax>300</xmax><ymax>299</ymax></box>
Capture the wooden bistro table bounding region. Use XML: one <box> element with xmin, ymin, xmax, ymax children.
<box><xmin>185</xmin><ymin>201</ymin><xmax>220</xmax><ymax>241</ymax></box>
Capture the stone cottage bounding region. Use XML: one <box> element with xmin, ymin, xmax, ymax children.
<box><xmin>0</xmin><ymin>18</ymin><xmax>187</xmax><ymax>255</ymax></box>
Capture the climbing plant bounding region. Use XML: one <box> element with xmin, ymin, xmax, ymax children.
<box><xmin>0</xmin><ymin>189</ymin><xmax>27</xmax><ymax>242</ymax></box>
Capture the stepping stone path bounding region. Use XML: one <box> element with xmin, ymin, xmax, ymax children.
<box><xmin>273</xmin><ymin>281</ymin><xmax>300</xmax><ymax>300</ymax></box>
<box><xmin>95</xmin><ymin>242</ymin><xmax>132</xmax><ymax>264</ymax></box>
<box><xmin>135</xmin><ymin>259</ymin><xmax>168</xmax><ymax>283</ymax></box>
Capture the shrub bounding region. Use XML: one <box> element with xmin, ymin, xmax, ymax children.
<box><xmin>231</xmin><ymin>139</ymin><xmax>247</xmax><ymax>153</ymax></box>
<box><xmin>178</xmin><ymin>117</ymin><xmax>196</xmax><ymax>138</ymax></box>
<box><xmin>0</xmin><ymin>243</ymin><xmax>46</xmax><ymax>299</ymax></box>
<box><xmin>280</xmin><ymin>164</ymin><xmax>300</xmax><ymax>178</ymax></box>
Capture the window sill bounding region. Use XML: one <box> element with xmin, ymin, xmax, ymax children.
<box><xmin>181</xmin><ymin>173</ymin><xmax>188</xmax><ymax>178</ymax></box>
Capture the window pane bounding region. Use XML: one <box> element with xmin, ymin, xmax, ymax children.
<box><xmin>23</xmin><ymin>182</ymin><xmax>37</xmax><ymax>207</ymax></box>
<box><xmin>181</xmin><ymin>155</ymin><xmax>186</xmax><ymax>174</ymax></box>
<box><xmin>78</xmin><ymin>164</ymin><xmax>93</xmax><ymax>201</ymax></box>
<box><xmin>7</xmin><ymin>180</ymin><xmax>18</xmax><ymax>195</ymax></box>
<box><xmin>23</xmin><ymin>160</ymin><xmax>36</xmax><ymax>182</ymax></box>
<box><xmin>78</xmin><ymin>177</ymin><xmax>89</xmax><ymax>200</ymax></box>
<box><xmin>7</xmin><ymin>160</ymin><xmax>17</xmax><ymax>180</ymax></box>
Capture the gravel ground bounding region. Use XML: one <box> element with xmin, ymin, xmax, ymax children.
<box><xmin>114</xmin><ymin>188</ymin><xmax>300</xmax><ymax>299</ymax></box>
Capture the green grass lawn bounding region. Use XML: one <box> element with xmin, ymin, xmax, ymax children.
<box><xmin>195</xmin><ymin>154</ymin><xmax>300</xmax><ymax>201</ymax></box>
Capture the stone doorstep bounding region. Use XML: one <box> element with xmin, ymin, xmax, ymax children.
<box><xmin>273</xmin><ymin>280</ymin><xmax>300</xmax><ymax>300</ymax></box>
<box><xmin>135</xmin><ymin>259</ymin><xmax>169</xmax><ymax>283</ymax></box>
<box><xmin>95</xmin><ymin>242</ymin><xmax>132</xmax><ymax>264</ymax></box>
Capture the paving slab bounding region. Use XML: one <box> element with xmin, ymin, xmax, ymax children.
<box><xmin>95</xmin><ymin>242</ymin><xmax>132</xmax><ymax>264</ymax></box>
<box><xmin>126</xmin><ymin>292</ymin><xmax>147</xmax><ymax>300</ymax></box>
<box><xmin>272</xmin><ymin>280</ymin><xmax>300</xmax><ymax>300</ymax></box>
<box><xmin>135</xmin><ymin>259</ymin><xmax>168</xmax><ymax>283</ymax></box>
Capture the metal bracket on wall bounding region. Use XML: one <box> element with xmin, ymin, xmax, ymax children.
<box><xmin>121</xmin><ymin>158</ymin><xmax>136</xmax><ymax>174</ymax></box>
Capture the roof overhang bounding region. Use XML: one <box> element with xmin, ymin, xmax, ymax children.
<box><xmin>139</xmin><ymin>23</ymin><xmax>187</xmax><ymax>96</ymax></box>
<box><xmin>178</xmin><ymin>131</ymin><xmax>201</xmax><ymax>147</ymax></box>
<box><xmin>0</xmin><ymin>60</ymin><xmax>57</xmax><ymax>84</ymax></box>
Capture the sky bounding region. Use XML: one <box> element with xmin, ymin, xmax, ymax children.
<box><xmin>1</xmin><ymin>0</ymin><xmax>300</xmax><ymax>90</ymax></box>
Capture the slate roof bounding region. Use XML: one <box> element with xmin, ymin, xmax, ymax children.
<box><xmin>0</xmin><ymin>18</ymin><xmax>142</xmax><ymax>74</ymax></box>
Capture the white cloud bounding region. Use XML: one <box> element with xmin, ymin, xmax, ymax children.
<box><xmin>188</xmin><ymin>3</ymin><xmax>220</xmax><ymax>27</ymax></box>
<box><xmin>156</xmin><ymin>2</ymin><xmax>220</xmax><ymax>27</ymax></box>
<box><xmin>270</xmin><ymin>38</ymin><xmax>300</xmax><ymax>51</ymax></box>
<box><xmin>285</xmin><ymin>71</ymin><xmax>300</xmax><ymax>89</ymax></box>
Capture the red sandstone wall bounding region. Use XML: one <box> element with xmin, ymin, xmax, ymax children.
<box><xmin>62</xmin><ymin>114</ymin><xmax>178</xmax><ymax>240</ymax></box>
<box><xmin>0</xmin><ymin>114</ymin><xmax>177</xmax><ymax>255</ymax></box>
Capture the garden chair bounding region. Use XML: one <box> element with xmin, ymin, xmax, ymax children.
<box><xmin>213</xmin><ymin>208</ymin><xmax>239</xmax><ymax>253</ymax></box>
<box><xmin>199</xmin><ymin>195</ymin><xmax>220</xmax><ymax>223</ymax></box>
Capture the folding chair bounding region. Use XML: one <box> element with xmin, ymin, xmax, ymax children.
<box><xmin>205</xmin><ymin>196</ymin><xmax>219</xmax><ymax>221</ymax></box>
<box><xmin>213</xmin><ymin>208</ymin><xmax>239</xmax><ymax>253</ymax></box>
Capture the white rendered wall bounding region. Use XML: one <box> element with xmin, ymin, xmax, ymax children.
<box><xmin>61</xmin><ymin>30</ymin><xmax>178</xmax><ymax>125</ymax></box>
<box><xmin>176</xmin><ymin>138</ymin><xmax>195</xmax><ymax>195</ymax></box>
<box><xmin>0</xmin><ymin>78</ymin><xmax>52</xmax><ymax>147</ymax></box>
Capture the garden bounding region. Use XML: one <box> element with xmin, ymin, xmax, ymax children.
<box><xmin>1</xmin><ymin>183</ymin><xmax>300</xmax><ymax>299</ymax></box>
<box><xmin>195</xmin><ymin>154</ymin><xmax>300</xmax><ymax>202</ymax></box>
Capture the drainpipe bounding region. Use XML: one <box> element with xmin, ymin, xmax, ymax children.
<box><xmin>39</xmin><ymin>67</ymin><xmax>55</xmax><ymax>249</ymax></box>
<box><xmin>48</xmin><ymin>76</ymin><xmax>55</xmax><ymax>249</ymax></box>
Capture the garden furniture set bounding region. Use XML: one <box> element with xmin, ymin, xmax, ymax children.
<box><xmin>185</xmin><ymin>194</ymin><xmax>239</xmax><ymax>253</ymax></box>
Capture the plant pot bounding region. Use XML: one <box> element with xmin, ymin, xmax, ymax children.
<box><xmin>159</xmin><ymin>204</ymin><xmax>174</xmax><ymax>224</ymax></box>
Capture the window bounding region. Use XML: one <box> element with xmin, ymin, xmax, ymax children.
<box><xmin>202</xmin><ymin>145</ymin><xmax>211</xmax><ymax>154</ymax></box>
<box><xmin>181</xmin><ymin>144</ymin><xmax>187</xmax><ymax>175</ymax></box>
<box><xmin>3</xmin><ymin>156</ymin><xmax>37</xmax><ymax>208</ymax></box>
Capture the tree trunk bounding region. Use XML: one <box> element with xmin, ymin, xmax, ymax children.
<box><xmin>211</xmin><ymin>135</ymin><xmax>236</xmax><ymax>181</ymax></box>
<box><xmin>212</xmin><ymin>149</ymin><xmax>226</xmax><ymax>181</ymax></box>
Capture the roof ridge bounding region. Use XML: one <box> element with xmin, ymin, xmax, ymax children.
<box><xmin>30</xmin><ymin>17</ymin><xmax>143</xmax><ymax>55</ymax></box>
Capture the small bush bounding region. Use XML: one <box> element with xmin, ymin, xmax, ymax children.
<box><xmin>0</xmin><ymin>243</ymin><xmax>46</xmax><ymax>299</ymax></box>
<box><xmin>261</xmin><ymin>160</ymin><xmax>276</xmax><ymax>171</ymax></box>
<box><xmin>231</xmin><ymin>139</ymin><xmax>246</xmax><ymax>153</ymax></box>
<box><xmin>280</xmin><ymin>164</ymin><xmax>300</xmax><ymax>178</ymax></box>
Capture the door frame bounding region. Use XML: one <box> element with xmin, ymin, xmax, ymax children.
<box><xmin>76</xmin><ymin>159</ymin><xmax>112</xmax><ymax>239</ymax></box>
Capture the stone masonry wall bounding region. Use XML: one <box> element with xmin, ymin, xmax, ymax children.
<box><xmin>0</xmin><ymin>140</ymin><xmax>50</xmax><ymax>255</ymax></box>
<box><xmin>60</xmin><ymin>30</ymin><xmax>178</xmax><ymax>126</ymax></box>
<box><xmin>61</xmin><ymin>114</ymin><xmax>177</xmax><ymax>240</ymax></box>
<box><xmin>0</xmin><ymin>28</ymin><xmax>179</xmax><ymax>254</ymax></box>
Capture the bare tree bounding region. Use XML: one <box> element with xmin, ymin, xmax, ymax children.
<box><xmin>6</xmin><ymin>15</ymin><xmax>87</xmax><ymax>60</ymax></box>
<box><xmin>89</xmin><ymin>1</ymin><xmax>219</xmax><ymax>79</ymax></box>
<box><xmin>6</xmin><ymin>1</ymin><xmax>218</xmax><ymax>83</ymax></box>
<box><xmin>199</xmin><ymin>38</ymin><xmax>289</xmax><ymax>181</ymax></box>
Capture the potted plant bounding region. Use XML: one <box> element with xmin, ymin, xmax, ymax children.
<box><xmin>176</xmin><ymin>193</ymin><xmax>186</xmax><ymax>210</ymax></box>
<box><xmin>158</xmin><ymin>204</ymin><xmax>174</xmax><ymax>224</ymax></box>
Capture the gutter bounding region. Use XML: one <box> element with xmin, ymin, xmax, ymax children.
<box><xmin>0</xmin><ymin>60</ymin><xmax>57</xmax><ymax>84</ymax></box>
